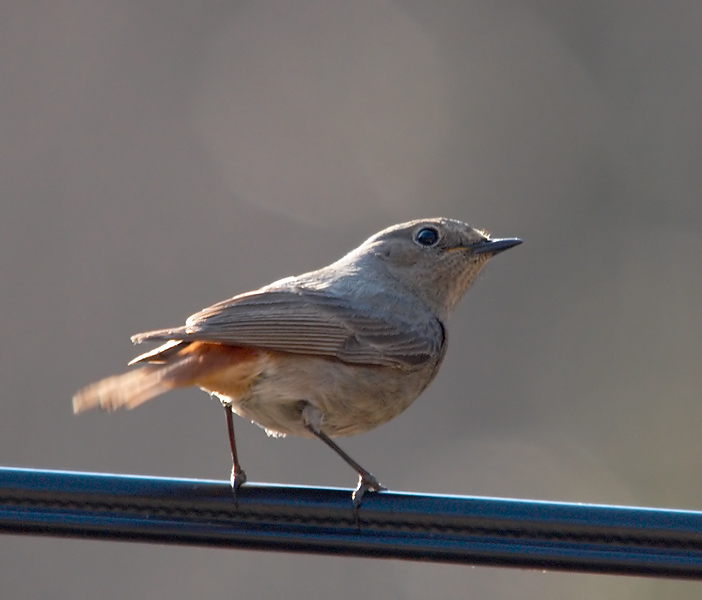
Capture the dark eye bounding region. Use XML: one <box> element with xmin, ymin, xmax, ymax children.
<box><xmin>414</xmin><ymin>227</ymin><xmax>439</xmax><ymax>247</ymax></box>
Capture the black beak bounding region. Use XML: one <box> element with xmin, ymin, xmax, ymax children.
<box><xmin>470</xmin><ymin>237</ymin><xmax>522</xmax><ymax>255</ymax></box>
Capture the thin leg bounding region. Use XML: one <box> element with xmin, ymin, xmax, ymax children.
<box><xmin>223</xmin><ymin>403</ymin><xmax>247</xmax><ymax>501</ymax></box>
<box><xmin>305</xmin><ymin>423</ymin><xmax>386</xmax><ymax>512</ymax></box>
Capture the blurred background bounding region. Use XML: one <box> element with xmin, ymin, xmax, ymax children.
<box><xmin>2</xmin><ymin>1</ymin><xmax>701</xmax><ymax>598</ymax></box>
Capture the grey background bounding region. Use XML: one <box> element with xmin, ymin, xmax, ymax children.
<box><xmin>2</xmin><ymin>1</ymin><xmax>701</xmax><ymax>598</ymax></box>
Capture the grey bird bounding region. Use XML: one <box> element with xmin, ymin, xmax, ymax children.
<box><xmin>73</xmin><ymin>218</ymin><xmax>521</xmax><ymax>507</ymax></box>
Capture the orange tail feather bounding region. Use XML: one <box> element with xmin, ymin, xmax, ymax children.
<box><xmin>73</xmin><ymin>342</ymin><xmax>262</xmax><ymax>413</ymax></box>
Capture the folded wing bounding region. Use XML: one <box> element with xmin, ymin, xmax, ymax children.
<box><xmin>131</xmin><ymin>288</ymin><xmax>443</xmax><ymax>368</ymax></box>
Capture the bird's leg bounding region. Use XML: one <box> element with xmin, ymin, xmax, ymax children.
<box><xmin>303</xmin><ymin>411</ymin><xmax>386</xmax><ymax>516</ymax></box>
<box><xmin>314</xmin><ymin>427</ymin><xmax>386</xmax><ymax>499</ymax></box>
<box><xmin>222</xmin><ymin>401</ymin><xmax>247</xmax><ymax>502</ymax></box>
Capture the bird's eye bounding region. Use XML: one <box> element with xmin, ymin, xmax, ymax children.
<box><xmin>414</xmin><ymin>227</ymin><xmax>439</xmax><ymax>247</ymax></box>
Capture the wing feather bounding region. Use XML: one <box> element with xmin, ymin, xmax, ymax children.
<box><xmin>132</xmin><ymin>288</ymin><xmax>443</xmax><ymax>368</ymax></box>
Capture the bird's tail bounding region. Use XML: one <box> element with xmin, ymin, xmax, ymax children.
<box><xmin>73</xmin><ymin>342</ymin><xmax>209</xmax><ymax>413</ymax></box>
<box><xmin>72</xmin><ymin>341</ymin><xmax>261</xmax><ymax>414</ymax></box>
<box><xmin>73</xmin><ymin>362</ymin><xmax>186</xmax><ymax>413</ymax></box>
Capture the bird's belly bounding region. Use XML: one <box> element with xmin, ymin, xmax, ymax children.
<box><xmin>204</xmin><ymin>351</ymin><xmax>436</xmax><ymax>438</ymax></box>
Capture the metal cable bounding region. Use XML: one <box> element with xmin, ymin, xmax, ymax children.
<box><xmin>2</xmin><ymin>466</ymin><xmax>702</xmax><ymax>578</ymax></box>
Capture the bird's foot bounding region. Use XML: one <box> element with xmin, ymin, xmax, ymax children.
<box><xmin>352</xmin><ymin>473</ymin><xmax>386</xmax><ymax>522</ymax></box>
<box><xmin>230</xmin><ymin>466</ymin><xmax>247</xmax><ymax>506</ymax></box>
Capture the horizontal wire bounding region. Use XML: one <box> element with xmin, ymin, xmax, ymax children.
<box><xmin>2</xmin><ymin>466</ymin><xmax>702</xmax><ymax>578</ymax></box>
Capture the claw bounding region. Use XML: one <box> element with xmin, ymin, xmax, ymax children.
<box><xmin>351</xmin><ymin>473</ymin><xmax>386</xmax><ymax>522</ymax></box>
<box><xmin>230</xmin><ymin>465</ymin><xmax>247</xmax><ymax>506</ymax></box>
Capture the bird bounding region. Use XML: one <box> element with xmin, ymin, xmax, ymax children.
<box><xmin>73</xmin><ymin>217</ymin><xmax>521</xmax><ymax>508</ymax></box>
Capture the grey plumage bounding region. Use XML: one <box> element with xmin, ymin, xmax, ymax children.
<box><xmin>73</xmin><ymin>217</ymin><xmax>521</xmax><ymax>504</ymax></box>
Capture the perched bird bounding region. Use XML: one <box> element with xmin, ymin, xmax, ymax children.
<box><xmin>73</xmin><ymin>218</ymin><xmax>521</xmax><ymax>507</ymax></box>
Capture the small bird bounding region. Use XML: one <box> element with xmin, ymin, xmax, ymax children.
<box><xmin>73</xmin><ymin>218</ymin><xmax>521</xmax><ymax>508</ymax></box>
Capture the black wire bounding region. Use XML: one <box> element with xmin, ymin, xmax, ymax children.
<box><xmin>2</xmin><ymin>466</ymin><xmax>702</xmax><ymax>579</ymax></box>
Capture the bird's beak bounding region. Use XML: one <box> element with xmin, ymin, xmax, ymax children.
<box><xmin>470</xmin><ymin>237</ymin><xmax>522</xmax><ymax>255</ymax></box>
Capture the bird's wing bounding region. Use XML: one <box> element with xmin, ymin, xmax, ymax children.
<box><xmin>131</xmin><ymin>288</ymin><xmax>443</xmax><ymax>368</ymax></box>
